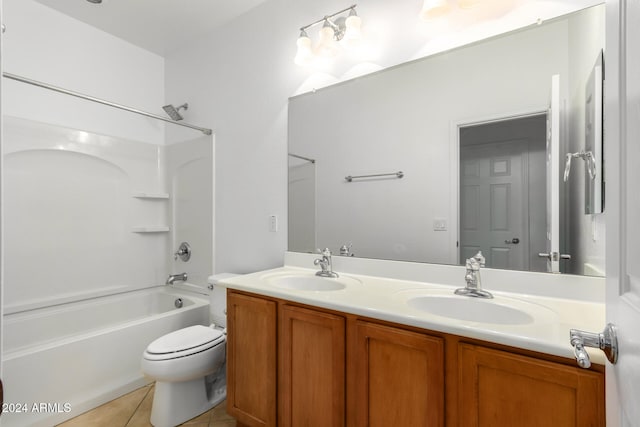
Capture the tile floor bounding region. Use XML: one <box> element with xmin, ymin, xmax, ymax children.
<box><xmin>56</xmin><ymin>383</ymin><xmax>236</xmax><ymax>427</ymax></box>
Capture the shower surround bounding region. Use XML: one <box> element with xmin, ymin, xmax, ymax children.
<box><xmin>1</xmin><ymin>116</ymin><xmax>214</xmax><ymax>426</ymax></box>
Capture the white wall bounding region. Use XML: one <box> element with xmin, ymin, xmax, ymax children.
<box><xmin>164</xmin><ymin>0</ymin><xmax>602</xmax><ymax>274</ymax></box>
<box><xmin>2</xmin><ymin>0</ymin><xmax>166</xmax><ymax>144</ymax></box>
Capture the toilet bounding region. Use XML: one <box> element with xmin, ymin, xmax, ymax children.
<box><xmin>141</xmin><ymin>274</ymin><xmax>235</xmax><ymax>427</ymax></box>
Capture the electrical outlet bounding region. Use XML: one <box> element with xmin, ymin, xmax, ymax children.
<box><xmin>433</xmin><ymin>218</ymin><xmax>447</xmax><ymax>231</ymax></box>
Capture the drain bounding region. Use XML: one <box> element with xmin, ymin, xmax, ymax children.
<box><xmin>174</xmin><ymin>298</ymin><xmax>184</xmax><ymax>309</ymax></box>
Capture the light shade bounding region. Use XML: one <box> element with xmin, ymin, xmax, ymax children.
<box><xmin>294</xmin><ymin>31</ymin><xmax>313</xmax><ymax>66</ymax></box>
<box><xmin>420</xmin><ymin>0</ymin><xmax>451</xmax><ymax>20</ymax></box>
<box><xmin>316</xmin><ymin>20</ymin><xmax>339</xmax><ymax>57</ymax></box>
<box><xmin>343</xmin><ymin>10</ymin><xmax>362</xmax><ymax>48</ymax></box>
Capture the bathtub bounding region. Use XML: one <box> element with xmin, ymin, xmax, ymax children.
<box><xmin>1</xmin><ymin>286</ymin><xmax>211</xmax><ymax>427</ymax></box>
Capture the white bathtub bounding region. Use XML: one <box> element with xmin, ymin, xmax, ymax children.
<box><xmin>1</xmin><ymin>286</ymin><xmax>211</xmax><ymax>427</ymax></box>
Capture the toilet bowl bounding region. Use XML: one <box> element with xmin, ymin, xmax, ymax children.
<box><xmin>141</xmin><ymin>273</ymin><xmax>235</xmax><ymax>427</ymax></box>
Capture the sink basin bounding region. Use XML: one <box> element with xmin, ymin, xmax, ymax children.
<box><xmin>263</xmin><ymin>272</ymin><xmax>361</xmax><ymax>292</ymax></box>
<box><xmin>400</xmin><ymin>291</ymin><xmax>558</xmax><ymax>325</ymax></box>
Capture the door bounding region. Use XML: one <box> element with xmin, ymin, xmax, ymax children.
<box><xmin>460</xmin><ymin>140</ymin><xmax>528</xmax><ymax>270</ymax></box>
<box><xmin>605</xmin><ymin>0</ymin><xmax>640</xmax><ymax>424</ymax></box>
<box><xmin>544</xmin><ymin>74</ymin><xmax>561</xmax><ymax>273</ymax></box>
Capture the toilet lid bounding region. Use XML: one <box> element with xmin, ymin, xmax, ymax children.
<box><xmin>146</xmin><ymin>325</ymin><xmax>224</xmax><ymax>355</ymax></box>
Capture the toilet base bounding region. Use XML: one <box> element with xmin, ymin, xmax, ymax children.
<box><xmin>150</xmin><ymin>371</ymin><xmax>226</xmax><ymax>427</ymax></box>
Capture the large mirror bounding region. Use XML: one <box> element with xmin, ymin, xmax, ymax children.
<box><xmin>288</xmin><ymin>4</ymin><xmax>605</xmax><ymax>276</ymax></box>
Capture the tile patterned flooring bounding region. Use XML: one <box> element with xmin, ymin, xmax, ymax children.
<box><xmin>56</xmin><ymin>384</ymin><xmax>236</xmax><ymax>427</ymax></box>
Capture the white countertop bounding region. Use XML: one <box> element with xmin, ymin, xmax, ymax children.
<box><xmin>213</xmin><ymin>260</ymin><xmax>606</xmax><ymax>366</ymax></box>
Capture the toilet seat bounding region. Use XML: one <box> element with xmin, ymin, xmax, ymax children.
<box><xmin>144</xmin><ymin>325</ymin><xmax>225</xmax><ymax>361</ymax></box>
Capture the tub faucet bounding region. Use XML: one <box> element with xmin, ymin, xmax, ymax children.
<box><xmin>455</xmin><ymin>251</ymin><xmax>493</xmax><ymax>299</ymax></box>
<box><xmin>314</xmin><ymin>248</ymin><xmax>339</xmax><ymax>278</ymax></box>
<box><xmin>166</xmin><ymin>272</ymin><xmax>187</xmax><ymax>285</ymax></box>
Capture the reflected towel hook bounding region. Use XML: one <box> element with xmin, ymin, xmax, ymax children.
<box><xmin>564</xmin><ymin>150</ymin><xmax>596</xmax><ymax>182</ymax></box>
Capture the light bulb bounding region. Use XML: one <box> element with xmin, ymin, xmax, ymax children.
<box><xmin>294</xmin><ymin>31</ymin><xmax>313</xmax><ymax>66</ymax></box>
<box><xmin>420</xmin><ymin>0</ymin><xmax>451</xmax><ymax>21</ymax></box>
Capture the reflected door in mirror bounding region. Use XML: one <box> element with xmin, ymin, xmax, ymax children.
<box><xmin>459</xmin><ymin>115</ymin><xmax>547</xmax><ymax>272</ymax></box>
<box><xmin>460</xmin><ymin>141</ymin><xmax>526</xmax><ymax>270</ymax></box>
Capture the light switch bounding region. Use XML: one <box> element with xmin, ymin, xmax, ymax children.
<box><xmin>269</xmin><ymin>215</ymin><xmax>278</xmax><ymax>232</ymax></box>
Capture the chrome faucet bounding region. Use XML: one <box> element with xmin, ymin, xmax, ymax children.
<box><xmin>455</xmin><ymin>251</ymin><xmax>493</xmax><ymax>298</ymax></box>
<box><xmin>339</xmin><ymin>243</ymin><xmax>354</xmax><ymax>257</ymax></box>
<box><xmin>166</xmin><ymin>272</ymin><xmax>187</xmax><ymax>285</ymax></box>
<box><xmin>314</xmin><ymin>248</ymin><xmax>339</xmax><ymax>278</ymax></box>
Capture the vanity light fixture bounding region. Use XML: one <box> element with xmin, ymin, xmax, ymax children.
<box><xmin>295</xmin><ymin>4</ymin><xmax>362</xmax><ymax>66</ymax></box>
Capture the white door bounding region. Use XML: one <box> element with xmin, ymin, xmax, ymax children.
<box><xmin>460</xmin><ymin>140</ymin><xmax>528</xmax><ymax>270</ymax></box>
<box><xmin>604</xmin><ymin>0</ymin><xmax>640</xmax><ymax>424</ymax></box>
<box><xmin>544</xmin><ymin>74</ymin><xmax>561</xmax><ymax>273</ymax></box>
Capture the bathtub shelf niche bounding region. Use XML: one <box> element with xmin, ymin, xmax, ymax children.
<box><xmin>132</xmin><ymin>192</ymin><xmax>170</xmax><ymax>233</ymax></box>
<box><xmin>131</xmin><ymin>226</ymin><xmax>170</xmax><ymax>233</ymax></box>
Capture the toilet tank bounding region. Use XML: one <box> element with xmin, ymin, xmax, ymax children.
<box><xmin>208</xmin><ymin>273</ymin><xmax>238</xmax><ymax>328</ymax></box>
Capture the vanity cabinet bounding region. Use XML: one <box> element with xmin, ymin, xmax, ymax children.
<box><xmin>458</xmin><ymin>343</ymin><xmax>605</xmax><ymax>426</ymax></box>
<box><xmin>226</xmin><ymin>290</ymin><xmax>604</xmax><ymax>427</ymax></box>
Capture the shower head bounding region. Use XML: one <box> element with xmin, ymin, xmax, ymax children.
<box><xmin>162</xmin><ymin>103</ymin><xmax>188</xmax><ymax>121</ymax></box>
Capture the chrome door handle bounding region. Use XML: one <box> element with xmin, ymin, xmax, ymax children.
<box><xmin>569</xmin><ymin>324</ymin><xmax>618</xmax><ymax>368</ymax></box>
<box><xmin>505</xmin><ymin>238</ymin><xmax>520</xmax><ymax>244</ymax></box>
<box><xmin>538</xmin><ymin>252</ymin><xmax>554</xmax><ymax>260</ymax></box>
<box><xmin>538</xmin><ymin>252</ymin><xmax>572</xmax><ymax>261</ymax></box>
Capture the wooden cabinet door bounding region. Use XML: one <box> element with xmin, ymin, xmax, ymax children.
<box><xmin>226</xmin><ymin>291</ymin><xmax>277</xmax><ymax>427</ymax></box>
<box><xmin>458</xmin><ymin>343</ymin><xmax>605</xmax><ymax>426</ymax></box>
<box><xmin>353</xmin><ymin>321</ymin><xmax>445</xmax><ymax>427</ymax></box>
<box><xmin>279</xmin><ymin>304</ymin><xmax>346</xmax><ymax>427</ymax></box>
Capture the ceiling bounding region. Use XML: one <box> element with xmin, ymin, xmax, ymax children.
<box><xmin>33</xmin><ymin>0</ymin><xmax>269</xmax><ymax>56</ymax></box>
